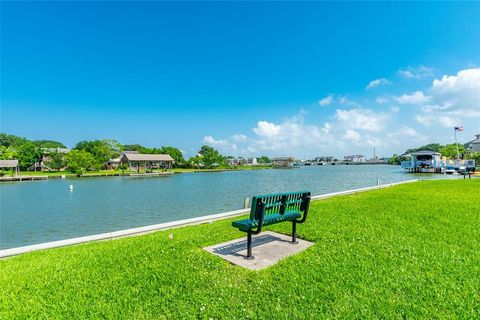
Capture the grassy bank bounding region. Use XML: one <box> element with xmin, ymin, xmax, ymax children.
<box><xmin>1</xmin><ymin>180</ymin><xmax>479</xmax><ymax>319</ymax></box>
<box><xmin>14</xmin><ymin>166</ymin><xmax>272</xmax><ymax>178</ymax></box>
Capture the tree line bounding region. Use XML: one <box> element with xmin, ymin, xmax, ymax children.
<box><xmin>0</xmin><ymin>133</ymin><xmax>270</xmax><ymax>174</ymax></box>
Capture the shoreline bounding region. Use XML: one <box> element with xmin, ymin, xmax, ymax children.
<box><xmin>0</xmin><ymin>166</ymin><xmax>274</xmax><ymax>182</ymax></box>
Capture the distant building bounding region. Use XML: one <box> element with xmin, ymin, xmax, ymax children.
<box><xmin>245</xmin><ymin>157</ymin><xmax>257</xmax><ymax>165</ymax></box>
<box><xmin>107</xmin><ymin>151</ymin><xmax>139</xmax><ymax>169</ymax></box>
<box><xmin>0</xmin><ymin>160</ymin><xmax>19</xmax><ymax>176</ymax></box>
<box><xmin>119</xmin><ymin>153</ymin><xmax>174</xmax><ymax>173</ymax></box>
<box><xmin>466</xmin><ymin>133</ymin><xmax>480</xmax><ymax>153</ymax></box>
<box><xmin>271</xmin><ymin>157</ymin><xmax>295</xmax><ymax>168</ymax></box>
<box><xmin>32</xmin><ymin>148</ymin><xmax>72</xmax><ymax>171</ymax></box>
<box><xmin>315</xmin><ymin>156</ymin><xmax>334</xmax><ymax>162</ymax></box>
<box><xmin>344</xmin><ymin>155</ymin><xmax>366</xmax><ymax>163</ymax></box>
<box><xmin>401</xmin><ymin>150</ymin><xmax>442</xmax><ymax>173</ymax></box>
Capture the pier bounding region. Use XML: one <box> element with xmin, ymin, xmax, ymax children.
<box><xmin>0</xmin><ymin>175</ymin><xmax>48</xmax><ymax>182</ymax></box>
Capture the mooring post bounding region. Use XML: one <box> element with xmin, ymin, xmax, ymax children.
<box><xmin>243</xmin><ymin>197</ymin><xmax>250</xmax><ymax>209</ymax></box>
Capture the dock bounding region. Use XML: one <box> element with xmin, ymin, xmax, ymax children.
<box><xmin>0</xmin><ymin>175</ymin><xmax>48</xmax><ymax>182</ymax></box>
<box><xmin>128</xmin><ymin>172</ymin><xmax>174</xmax><ymax>177</ymax></box>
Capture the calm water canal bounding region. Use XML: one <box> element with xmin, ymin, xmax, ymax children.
<box><xmin>0</xmin><ymin>165</ymin><xmax>453</xmax><ymax>249</ymax></box>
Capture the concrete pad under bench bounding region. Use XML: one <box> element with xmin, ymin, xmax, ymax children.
<box><xmin>204</xmin><ymin>231</ymin><xmax>314</xmax><ymax>270</ymax></box>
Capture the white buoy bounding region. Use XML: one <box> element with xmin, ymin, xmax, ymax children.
<box><xmin>69</xmin><ymin>184</ymin><xmax>73</xmax><ymax>192</ymax></box>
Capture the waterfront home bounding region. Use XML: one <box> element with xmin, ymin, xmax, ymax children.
<box><xmin>120</xmin><ymin>153</ymin><xmax>174</xmax><ymax>173</ymax></box>
<box><xmin>31</xmin><ymin>147</ymin><xmax>71</xmax><ymax>171</ymax></box>
<box><xmin>271</xmin><ymin>157</ymin><xmax>295</xmax><ymax>168</ymax></box>
<box><xmin>466</xmin><ymin>133</ymin><xmax>480</xmax><ymax>152</ymax></box>
<box><xmin>245</xmin><ymin>157</ymin><xmax>257</xmax><ymax>165</ymax></box>
<box><xmin>0</xmin><ymin>159</ymin><xmax>19</xmax><ymax>176</ymax></box>
<box><xmin>401</xmin><ymin>150</ymin><xmax>442</xmax><ymax>173</ymax></box>
<box><xmin>344</xmin><ymin>154</ymin><xmax>366</xmax><ymax>163</ymax></box>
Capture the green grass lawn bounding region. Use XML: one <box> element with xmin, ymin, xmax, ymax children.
<box><xmin>1</xmin><ymin>180</ymin><xmax>479</xmax><ymax>319</ymax></box>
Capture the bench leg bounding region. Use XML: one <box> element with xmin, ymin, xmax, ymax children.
<box><xmin>245</xmin><ymin>232</ymin><xmax>254</xmax><ymax>260</ymax></box>
<box><xmin>291</xmin><ymin>221</ymin><xmax>299</xmax><ymax>244</ymax></box>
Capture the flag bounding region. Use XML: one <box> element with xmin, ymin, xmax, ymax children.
<box><xmin>454</xmin><ymin>126</ymin><xmax>464</xmax><ymax>132</ymax></box>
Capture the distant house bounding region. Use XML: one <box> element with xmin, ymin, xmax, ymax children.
<box><xmin>271</xmin><ymin>157</ymin><xmax>295</xmax><ymax>168</ymax></box>
<box><xmin>245</xmin><ymin>157</ymin><xmax>257</xmax><ymax>165</ymax></box>
<box><xmin>32</xmin><ymin>148</ymin><xmax>71</xmax><ymax>171</ymax></box>
<box><xmin>466</xmin><ymin>133</ymin><xmax>480</xmax><ymax>153</ymax></box>
<box><xmin>344</xmin><ymin>155</ymin><xmax>366</xmax><ymax>163</ymax></box>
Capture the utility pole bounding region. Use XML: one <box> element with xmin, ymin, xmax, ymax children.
<box><xmin>454</xmin><ymin>128</ymin><xmax>460</xmax><ymax>160</ymax></box>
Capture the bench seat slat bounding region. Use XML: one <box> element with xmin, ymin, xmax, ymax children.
<box><xmin>232</xmin><ymin>211</ymin><xmax>301</xmax><ymax>232</ymax></box>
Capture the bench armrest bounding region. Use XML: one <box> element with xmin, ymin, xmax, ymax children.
<box><xmin>296</xmin><ymin>196</ymin><xmax>311</xmax><ymax>224</ymax></box>
<box><xmin>250</xmin><ymin>201</ymin><xmax>266</xmax><ymax>235</ymax></box>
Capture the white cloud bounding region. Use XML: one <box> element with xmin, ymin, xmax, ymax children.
<box><xmin>366</xmin><ymin>78</ymin><xmax>391</xmax><ymax>90</ymax></box>
<box><xmin>252</xmin><ymin>121</ymin><xmax>282</xmax><ymax>139</ymax></box>
<box><xmin>375</xmin><ymin>96</ymin><xmax>389</xmax><ymax>104</ymax></box>
<box><xmin>335</xmin><ymin>108</ymin><xmax>389</xmax><ymax>132</ymax></box>
<box><xmin>414</xmin><ymin>68</ymin><xmax>480</xmax><ymax>128</ymax></box>
<box><xmin>429</xmin><ymin>68</ymin><xmax>480</xmax><ymax>114</ymax></box>
<box><xmin>318</xmin><ymin>95</ymin><xmax>334</xmax><ymax>106</ymax></box>
<box><xmin>343</xmin><ymin>129</ymin><xmax>360</xmax><ymax>141</ymax></box>
<box><xmin>245</xmin><ymin>114</ymin><xmax>338</xmax><ymax>154</ymax></box>
<box><xmin>394</xmin><ymin>91</ymin><xmax>431</xmax><ymax>104</ymax></box>
<box><xmin>231</xmin><ymin>134</ymin><xmax>247</xmax><ymax>143</ymax></box>
<box><xmin>398</xmin><ymin>65</ymin><xmax>434</xmax><ymax>79</ymax></box>
<box><xmin>415</xmin><ymin>115</ymin><xmax>460</xmax><ymax>128</ymax></box>
<box><xmin>338</xmin><ymin>96</ymin><xmax>359</xmax><ymax>106</ymax></box>
<box><xmin>203</xmin><ymin>136</ymin><xmax>237</xmax><ymax>151</ymax></box>
<box><xmin>322</xmin><ymin>122</ymin><xmax>332</xmax><ymax>134</ymax></box>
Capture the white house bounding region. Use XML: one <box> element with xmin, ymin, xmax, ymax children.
<box><xmin>466</xmin><ymin>133</ymin><xmax>480</xmax><ymax>153</ymax></box>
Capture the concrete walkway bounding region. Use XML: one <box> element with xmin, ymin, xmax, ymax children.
<box><xmin>204</xmin><ymin>231</ymin><xmax>314</xmax><ymax>270</ymax></box>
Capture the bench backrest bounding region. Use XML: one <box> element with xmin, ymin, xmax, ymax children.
<box><xmin>250</xmin><ymin>191</ymin><xmax>311</xmax><ymax>220</ymax></box>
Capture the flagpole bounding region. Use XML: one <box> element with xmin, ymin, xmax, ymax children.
<box><xmin>454</xmin><ymin>128</ymin><xmax>460</xmax><ymax>160</ymax></box>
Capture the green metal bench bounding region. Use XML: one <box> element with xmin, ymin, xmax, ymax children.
<box><xmin>232</xmin><ymin>191</ymin><xmax>311</xmax><ymax>259</ymax></box>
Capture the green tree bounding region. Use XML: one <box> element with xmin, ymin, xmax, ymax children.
<box><xmin>197</xmin><ymin>145</ymin><xmax>225</xmax><ymax>168</ymax></box>
<box><xmin>188</xmin><ymin>155</ymin><xmax>203</xmax><ymax>168</ymax></box>
<box><xmin>64</xmin><ymin>150</ymin><xmax>97</xmax><ymax>174</ymax></box>
<box><xmin>32</xmin><ymin>140</ymin><xmax>66</xmax><ymax>148</ymax></box>
<box><xmin>257</xmin><ymin>156</ymin><xmax>271</xmax><ymax>164</ymax></box>
<box><xmin>439</xmin><ymin>143</ymin><xmax>467</xmax><ymax>159</ymax></box>
<box><xmin>387</xmin><ymin>154</ymin><xmax>401</xmax><ymax>165</ymax></box>
<box><xmin>0</xmin><ymin>146</ymin><xmax>18</xmax><ymax>160</ymax></box>
<box><xmin>75</xmin><ymin>139</ymin><xmax>121</xmax><ymax>167</ymax></box>
<box><xmin>44</xmin><ymin>151</ymin><xmax>65</xmax><ymax>171</ymax></box>
<box><xmin>405</xmin><ymin>143</ymin><xmax>443</xmax><ymax>154</ymax></box>
<box><xmin>0</xmin><ymin>133</ymin><xmax>29</xmax><ymax>148</ymax></box>
<box><xmin>123</xmin><ymin>144</ymin><xmax>147</xmax><ymax>153</ymax></box>
<box><xmin>17</xmin><ymin>142</ymin><xmax>41</xmax><ymax>170</ymax></box>
<box><xmin>159</xmin><ymin>146</ymin><xmax>185</xmax><ymax>165</ymax></box>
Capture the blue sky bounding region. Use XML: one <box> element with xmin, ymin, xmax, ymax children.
<box><xmin>1</xmin><ymin>2</ymin><xmax>479</xmax><ymax>158</ymax></box>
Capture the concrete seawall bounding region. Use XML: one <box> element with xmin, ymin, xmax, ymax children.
<box><xmin>0</xmin><ymin>179</ymin><xmax>419</xmax><ymax>258</ymax></box>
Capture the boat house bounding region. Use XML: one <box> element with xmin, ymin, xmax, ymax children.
<box><xmin>120</xmin><ymin>153</ymin><xmax>174</xmax><ymax>173</ymax></box>
<box><xmin>0</xmin><ymin>160</ymin><xmax>20</xmax><ymax>176</ymax></box>
<box><xmin>401</xmin><ymin>150</ymin><xmax>442</xmax><ymax>173</ymax></box>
